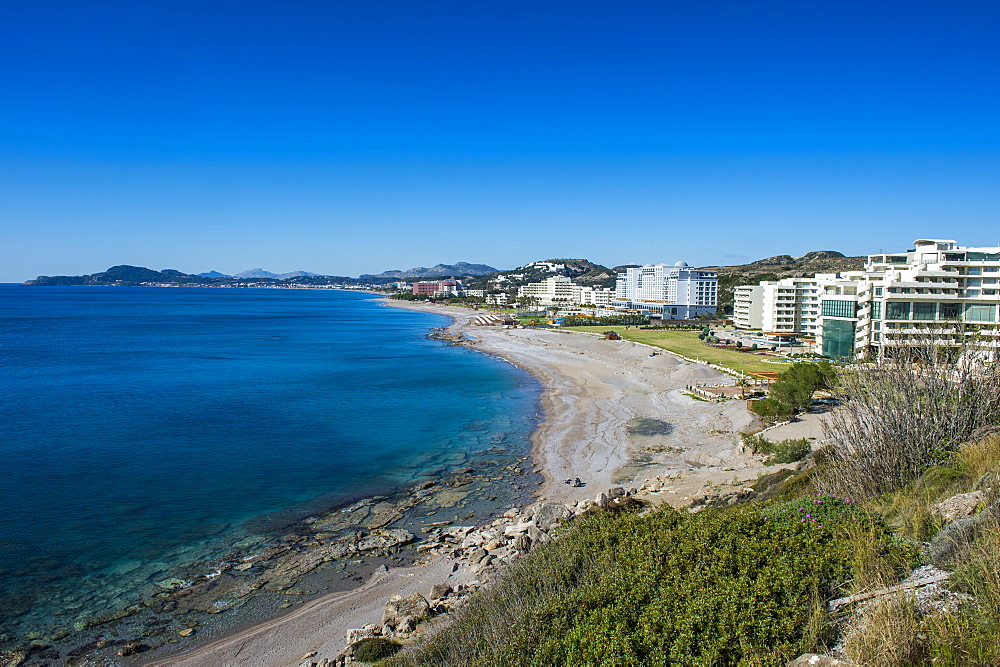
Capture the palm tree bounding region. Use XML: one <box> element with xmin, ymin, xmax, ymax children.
<box><xmin>736</xmin><ymin>376</ymin><xmax>751</xmax><ymax>399</ymax></box>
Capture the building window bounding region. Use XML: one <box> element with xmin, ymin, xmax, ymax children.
<box><xmin>822</xmin><ymin>319</ymin><xmax>856</xmax><ymax>359</ymax></box>
<box><xmin>940</xmin><ymin>303</ymin><xmax>962</xmax><ymax>320</ymax></box>
<box><xmin>965</xmin><ymin>304</ymin><xmax>997</xmax><ymax>322</ymax></box>
<box><xmin>886</xmin><ymin>302</ymin><xmax>911</xmax><ymax>320</ymax></box>
<box><xmin>871</xmin><ymin>301</ymin><xmax>882</xmax><ymax>319</ymax></box>
<box><xmin>913</xmin><ymin>302</ymin><xmax>937</xmax><ymax>320</ymax></box>
<box><xmin>821</xmin><ymin>300</ymin><xmax>856</xmax><ymax>318</ymax></box>
<box><xmin>874</xmin><ymin>287</ymin><xmax>883</xmax><ymax>296</ymax></box>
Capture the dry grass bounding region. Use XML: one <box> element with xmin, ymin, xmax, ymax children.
<box><xmin>817</xmin><ymin>334</ymin><xmax>1000</xmax><ymax>499</ymax></box>
<box><xmin>843</xmin><ymin>595</ymin><xmax>924</xmax><ymax>665</ymax></box>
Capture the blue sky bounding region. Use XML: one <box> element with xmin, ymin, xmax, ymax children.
<box><xmin>2</xmin><ymin>0</ymin><xmax>998</xmax><ymax>281</ymax></box>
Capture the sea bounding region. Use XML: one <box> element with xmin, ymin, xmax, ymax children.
<box><xmin>0</xmin><ymin>285</ymin><xmax>541</xmax><ymax>656</ymax></box>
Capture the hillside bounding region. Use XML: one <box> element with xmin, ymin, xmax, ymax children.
<box><xmin>702</xmin><ymin>251</ymin><xmax>866</xmax><ymax>311</ymax></box>
<box><xmin>466</xmin><ymin>259</ymin><xmax>617</xmax><ymax>291</ymax></box>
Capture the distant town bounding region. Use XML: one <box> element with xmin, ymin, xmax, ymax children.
<box><xmin>23</xmin><ymin>237</ymin><xmax>1000</xmax><ymax>362</ymax></box>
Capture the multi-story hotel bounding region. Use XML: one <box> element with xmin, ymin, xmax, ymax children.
<box><xmin>611</xmin><ymin>262</ymin><xmax>718</xmax><ymax>319</ymax></box>
<box><xmin>733</xmin><ymin>277</ymin><xmax>822</xmax><ymax>337</ymax></box>
<box><xmin>411</xmin><ymin>279</ymin><xmax>464</xmax><ymax>297</ymax></box>
<box><xmin>735</xmin><ymin>239</ymin><xmax>1000</xmax><ymax>360</ymax></box>
<box><xmin>517</xmin><ymin>276</ymin><xmax>614</xmax><ymax>307</ymax></box>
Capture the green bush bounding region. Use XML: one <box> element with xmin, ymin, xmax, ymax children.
<box><xmin>389</xmin><ymin>505</ymin><xmax>882</xmax><ymax>666</ymax></box>
<box><xmin>353</xmin><ymin>637</ymin><xmax>402</xmax><ymax>662</ymax></box>
<box><xmin>749</xmin><ymin>398</ymin><xmax>794</xmax><ymax>421</ymax></box>
<box><xmin>741</xmin><ymin>433</ymin><xmax>811</xmax><ymax>464</ymax></box>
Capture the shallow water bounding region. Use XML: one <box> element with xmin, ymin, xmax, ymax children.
<box><xmin>0</xmin><ymin>285</ymin><xmax>540</xmax><ymax>651</ymax></box>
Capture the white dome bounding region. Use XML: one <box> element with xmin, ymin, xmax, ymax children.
<box><xmin>674</xmin><ymin>260</ymin><xmax>689</xmax><ymax>267</ymax></box>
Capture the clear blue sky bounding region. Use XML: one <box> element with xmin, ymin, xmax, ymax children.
<box><xmin>2</xmin><ymin>0</ymin><xmax>998</xmax><ymax>281</ymax></box>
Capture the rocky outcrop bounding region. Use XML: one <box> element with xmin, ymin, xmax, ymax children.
<box><xmin>930</xmin><ymin>491</ymin><xmax>983</xmax><ymax>522</ymax></box>
<box><xmin>382</xmin><ymin>593</ymin><xmax>431</xmax><ymax>635</ymax></box>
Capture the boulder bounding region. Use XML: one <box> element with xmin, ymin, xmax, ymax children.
<box><xmin>931</xmin><ymin>491</ymin><xmax>984</xmax><ymax>522</ymax></box>
<box><xmin>596</xmin><ymin>492</ymin><xmax>610</xmax><ymax>509</ymax></box>
<box><xmin>527</xmin><ymin>524</ymin><xmax>552</xmax><ymax>546</ymax></box>
<box><xmin>608</xmin><ymin>487</ymin><xmax>626</xmax><ymax>499</ymax></box>
<box><xmin>513</xmin><ymin>533</ymin><xmax>532</xmax><ymax>553</ymax></box>
<box><xmin>382</xmin><ymin>593</ymin><xmax>430</xmax><ymax>632</ymax></box>
<box><xmin>346</xmin><ymin>627</ymin><xmax>377</xmax><ymax>645</ymax></box>
<box><xmin>356</xmin><ymin>529</ymin><xmax>415</xmax><ymax>551</ymax></box>
<box><xmin>531</xmin><ymin>502</ymin><xmax>573</xmax><ymax>531</ymax></box>
<box><xmin>503</xmin><ymin>521</ymin><xmax>534</xmax><ymax>537</ymax></box>
<box><xmin>467</xmin><ymin>548</ymin><xmax>488</xmax><ymax>565</ymax></box>
<box><xmin>430</xmin><ymin>583</ymin><xmax>452</xmax><ymax>599</ymax></box>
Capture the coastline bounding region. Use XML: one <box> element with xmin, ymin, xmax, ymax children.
<box><xmin>139</xmin><ymin>300</ymin><xmax>813</xmax><ymax>666</ymax></box>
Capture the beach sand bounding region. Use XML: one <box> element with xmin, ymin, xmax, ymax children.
<box><xmin>150</xmin><ymin>301</ymin><xmax>818</xmax><ymax>666</ymax></box>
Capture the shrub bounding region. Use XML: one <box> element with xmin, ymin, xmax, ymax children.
<box><xmin>388</xmin><ymin>505</ymin><xmax>882</xmax><ymax>666</ymax></box>
<box><xmin>741</xmin><ymin>433</ymin><xmax>812</xmax><ymax>464</ymax></box>
<box><xmin>353</xmin><ymin>637</ymin><xmax>402</xmax><ymax>662</ymax></box>
<box><xmin>818</xmin><ymin>337</ymin><xmax>1000</xmax><ymax>499</ymax></box>
<box><xmin>749</xmin><ymin>398</ymin><xmax>794</xmax><ymax>422</ymax></box>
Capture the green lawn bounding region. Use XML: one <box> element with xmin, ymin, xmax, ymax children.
<box><xmin>561</xmin><ymin>326</ymin><xmax>788</xmax><ymax>375</ymax></box>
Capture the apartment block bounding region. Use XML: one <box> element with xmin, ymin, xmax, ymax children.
<box><xmin>815</xmin><ymin>239</ymin><xmax>1000</xmax><ymax>360</ymax></box>
<box><xmin>517</xmin><ymin>276</ymin><xmax>614</xmax><ymax>306</ymax></box>
<box><xmin>737</xmin><ymin>239</ymin><xmax>1000</xmax><ymax>360</ymax></box>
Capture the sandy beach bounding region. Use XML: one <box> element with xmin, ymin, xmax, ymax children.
<box><xmin>151</xmin><ymin>301</ymin><xmax>817</xmax><ymax>666</ymax></box>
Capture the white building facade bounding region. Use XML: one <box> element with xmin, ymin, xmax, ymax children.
<box><xmin>816</xmin><ymin>239</ymin><xmax>1000</xmax><ymax>360</ymax></box>
<box><xmin>516</xmin><ymin>276</ymin><xmax>613</xmax><ymax>307</ymax></box>
<box><xmin>735</xmin><ymin>239</ymin><xmax>1000</xmax><ymax>360</ymax></box>
<box><xmin>611</xmin><ymin>262</ymin><xmax>718</xmax><ymax>319</ymax></box>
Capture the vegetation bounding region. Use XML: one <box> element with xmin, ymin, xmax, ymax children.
<box><xmin>389</xmin><ymin>504</ymin><xmax>904</xmax><ymax>666</ymax></box>
<box><xmin>561</xmin><ymin>326</ymin><xmax>782</xmax><ymax>374</ymax></box>
<box><xmin>740</xmin><ymin>433</ymin><xmax>812</xmax><ymax>464</ymax></box>
<box><xmin>768</xmin><ymin>361</ymin><xmax>836</xmax><ymax>412</ymax></box>
<box><xmin>748</xmin><ymin>397</ymin><xmax>795</xmax><ymax>422</ymax></box>
<box><xmin>559</xmin><ymin>314</ymin><xmax>648</xmax><ymax>327</ymax></box>
<box><xmin>833</xmin><ymin>436</ymin><xmax>1000</xmax><ymax>665</ymax></box>
<box><xmin>352</xmin><ymin>637</ymin><xmax>402</xmax><ymax>661</ymax></box>
<box><xmin>818</xmin><ymin>337</ymin><xmax>1000</xmax><ymax>498</ymax></box>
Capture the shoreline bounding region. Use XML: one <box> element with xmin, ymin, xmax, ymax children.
<box><xmin>137</xmin><ymin>300</ymin><xmax>817</xmax><ymax>665</ymax></box>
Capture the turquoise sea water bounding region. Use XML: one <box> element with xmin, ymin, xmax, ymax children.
<box><xmin>0</xmin><ymin>285</ymin><xmax>540</xmax><ymax>650</ymax></box>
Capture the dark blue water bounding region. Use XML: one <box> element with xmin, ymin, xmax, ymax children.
<box><xmin>0</xmin><ymin>285</ymin><xmax>539</xmax><ymax>642</ymax></box>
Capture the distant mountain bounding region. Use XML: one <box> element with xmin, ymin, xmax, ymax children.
<box><xmin>361</xmin><ymin>262</ymin><xmax>500</xmax><ymax>279</ymax></box>
<box><xmin>232</xmin><ymin>268</ymin><xmax>322</xmax><ymax>280</ymax></box>
<box><xmin>276</xmin><ymin>270</ymin><xmax>323</xmax><ymax>280</ymax></box>
<box><xmin>198</xmin><ymin>270</ymin><xmax>230</xmax><ymax>278</ymax></box>
<box><xmin>233</xmin><ymin>268</ymin><xmax>279</xmax><ymax>279</ymax></box>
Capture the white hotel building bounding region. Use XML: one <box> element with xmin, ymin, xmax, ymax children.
<box><xmin>517</xmin><ymin>275</ymin><xmax>615</xmax><ymax>307</ymax></box>
<box><xmin>611</xmin><ymin>262</ymin><xmax>718</xmax><ymax>319</ymax></box>
<box><xmin>734</xmin><ymin>239</ymin><xmax>1000</xmax><ymax>360</ymax></box>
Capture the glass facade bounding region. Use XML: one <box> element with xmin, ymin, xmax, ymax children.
<box><xmin>913</xmin><ymin>302</ymin><xmax>937</xmax><ymax>320</ymax></box>
<box><xmin>822</xmin><ymin>319</ymin><xmax>856</xmax><ymax>359</ymax></box>
<box><xmin>965</xmin><ymin>304</ymin><xmax>997</xmax><ymax>322</ymax></box>
<box><xmin>886</xmin><ymin>301</ymin><xmax>911</xmax><ymax>320</ymax></box>
<box><xmin>871</xmin><ymin>301</ymin><xmax>882</xmax><ymax>319</ymax></box>
<box><xmin>821</xmin><ymin>300</ymin><xmax>856</xmax><ymax>318</ymax></box>
<box><xmin>940</xmin><ymin>303</ymin><xmax>962</xmax><ymax>320</ymax></box>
